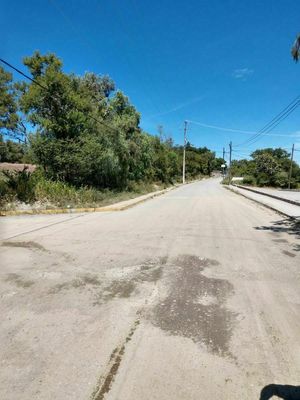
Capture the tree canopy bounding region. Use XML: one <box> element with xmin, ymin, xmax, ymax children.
<box><xmin>2</xmin><ymin>51</ymin><xmax>298</xmax><ymax>191</ymax></box>
<box><xmin>0</xmin><ymin>51</ymin><xmax>225</xmax><ymax>190</ymax></box>
<box><xmin>230</xmin><ymin>148</ymin><xmax>300</xmax><ymax>188</ymax></box>
<box><xmin>0</xmin><ymin>67</ymin><xmax>19</xmax><ymax>135</ymax></box>
<box><xmin>291</xmin><ymin>34</ymin><xmax>300</xmax><ymax>62</ymax></box>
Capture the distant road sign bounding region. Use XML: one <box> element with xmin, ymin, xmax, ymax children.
<box><xmin>221</xmin><ymin>164</ymin><xmax>226</xmax><ymax>168</ymax></box>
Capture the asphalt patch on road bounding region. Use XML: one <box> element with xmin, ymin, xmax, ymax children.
<box><xmin>94</xmin><ymin>261</ymin><xmax>164</xmax><ymax>305</ymax></box>
<box><xmin>150</xmin><ymin>255</ymin><xmax>236</xmax><ymax>357</ymax></box>
<box><xmin>49</xmin><ymin>273</ymin><xmax>101</xmax><ymax>294</ymax></box>
<box><xmin>100</xmin><ymin>280</ymin><xmax>136</xmax><ymax>301</ymax></box>
<box><xmin>47</xmin><ymin>260</ymin><xmax>163</xmax><ymax>304</ymax></box>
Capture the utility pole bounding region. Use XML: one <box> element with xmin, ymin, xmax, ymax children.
<box><xmin>158</xmin><ymin>125</ymin><xmax>164</xmax><ymax>142</ymax></box>
<box><xmin>228</xmin><ymin>141</ymin><xmax>232</xmax><ymax>181</ymax></box>
<box><xmin>182</xmin><ymin>120</ymin><xmax>187</xmax><ymax>184</ymax></box>
<box><xmin>288</xmin><ymin>143</ymin><xmax>295</xmax><ymax>190</ymax></box>
<box><xmin>221</xmin><ymin>147</ymin><xmax>226</xmax><ymax>178</ymax></box>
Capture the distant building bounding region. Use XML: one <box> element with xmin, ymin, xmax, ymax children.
<box><xmin>231</xmin><ymin>177</ymin><xmax>243</xmax><ymax>183</ymax></box>
<box><xmin>0</xmin><ymin>163</ymin><xmax>36</xmax><ymax>173</ymax></box>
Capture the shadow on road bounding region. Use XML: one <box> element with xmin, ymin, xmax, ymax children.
<box><xmin>254</xmin><ymin>217</ymin><xmax>300</xmax><ymax>251</ymax></box>
<box><xmin>259</xmin><ymin>384</ymin><xmax>300</xmax><ymax>399</ymax></box>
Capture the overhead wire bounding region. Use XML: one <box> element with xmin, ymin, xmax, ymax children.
<box><xmin>0</xmin><ymin>58</ymin><xmax>121</xmax><ymax>136</ymax></box>
<box><xmin>186</xmin><ymin>119</ymin><xmax>300</xmax><ymax>138</ymax></box>
<box><xmin>234</xmin><ymin>95</ymin><xmax>300</xmax><ymax>147</ymax></box>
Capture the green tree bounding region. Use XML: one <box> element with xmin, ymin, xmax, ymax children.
<box><xmin>183</xmin><ymin>144</ymin><xmax>216</xmax><ymax>177</ymax></box>
<box><xmin>0</xmin><ymin>66</ymin><xmax>19</xmax><ymax>137</ymax></box>
<box><xmin>291</xmin><ymin>34</ymin><xmax>300</xmax><ymax>61</ymax></box>
<box><xmin>213</xmin><ymin>157</ymin><xmax>225</xmax><ymax>170</ymax></box>
<box><xmin>0</xmin><ymin>135</ymin><xmax>26</xmax><ymax>162</ymax></box>
<box><xmin>21</xmin><ymin>51</ymin><xmax>91</xmax><ymax>140</ymax></box>
<box><xmin>16</xmin><ymin>51</ymin><xmax>220</xmax><ymax>190</ymax></box>
<box><xmin>229</xmin><ymin>148</ymin><xmax>300</xmax><ymax>188</ymax></box>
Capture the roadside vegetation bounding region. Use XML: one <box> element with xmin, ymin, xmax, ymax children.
<box><xmin>0</xmin><ymin>168</ymin><xmax>171</xmax><ymax>210</ymax></box>
<box><xmin>1</xmin><ymin>52</ymin><xmax>299</xmax><ymax>210</ymax></box>
<box><xmin>0</xmin><ymin>52</ymin><xmax>223</xmax><ymax>210</ymax></box>
<box><xmin>228</xmin><ymin>148</ymin><xmax>300</xmax><ymax>188</ymax></box>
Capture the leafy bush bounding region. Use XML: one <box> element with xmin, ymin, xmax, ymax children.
<box><xmin>242</xmin><ymin>175</ymin><xmax>256</xmax><ymax>185</ymax></box>
<box><xmin>221</xmin><ymin>177</ymin><xmax>231</xmax><ymax>185</ymax></box>
<box><xmin>229</xmin><ymin>148</ymin><xmax>300</xmax><ymax>188</ymax></box>
<box><xmin>34</xmin><ymin>176</ymin><xmax>107</xmax><ymax>207</ymax></box>
<box><xmin>2</xmin><ymin>168</ymin><xmax>36</xmax><ymax>202</ymax></box>
<box><xmin>256</xmin><ymin>173</ymin><xmax>271</xmax><ymax>187</ymax></box>
<box><xmin>273</xmin><ymin>171</ymin><xmax>289</xmax><ymax>188</ymax></box>
<box><xmin>0</xmin><ymin>178</ymin><xmax>11</xmax><ymax>206</ymax></box>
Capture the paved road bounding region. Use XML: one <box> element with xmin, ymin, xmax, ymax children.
<box><xmin>1</xmin><ymin>178</ymin><xmax>299</xmax><ymax>400</ymax></box>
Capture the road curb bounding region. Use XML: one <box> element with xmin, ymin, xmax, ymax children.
<box><xmin>234</xmin><ymin>184</ymin><xmax>300</xmax><ymax>206</ymax></box>
<box><xmin>224</xmin><ymin>185</ymin><xmax>297</xmax><ymax>219</ymax></box>
<box><xmin>0</xmin><ymin>184</ymin><xmax>181</xmax><ymax>217</ymax></box>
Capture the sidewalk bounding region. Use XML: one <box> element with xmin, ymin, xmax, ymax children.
<box><xmin>229</xmin><ymin>185</ymin><xmax>300</xmax><ymax>219</ymax></box>
<box><xmin>235</xmin><ymin>185</ymin><xmax>300</xmax><ymax>206</ymax></box>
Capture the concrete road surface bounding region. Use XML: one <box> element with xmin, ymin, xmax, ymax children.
<box><xmin>1</xmin><ymin>178</ymin><xmax>299</xmax><ymax>400</ymax></box>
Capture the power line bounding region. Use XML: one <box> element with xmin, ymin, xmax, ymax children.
<box><xmin>187</xmin><ymin>120</ymin><xmax>257</xmax><ymax>135</ymax></box>
<box><xmin>237</xmin><ymin>105</ymin><xmax>300</xmax><ymax>147</ymax></box>
<box><xmin>188</xmin><ymin>96</ymin><xmax>300</xmax><ymax>150</ymax></box>
<box><xmin>186</xmin><ymin>120</ymin><xmax>300</xmax><ymax>138</ymax></box>
<box><xmin>261</xmin><ymin>97</ymin><xmax>300</xmax><ymax>132</ymax></box>
<box><xmin>259</xmin><ymin>102</ymin><xmax>300</xmax><ymax>135</ymax></box>
<box><xmin>236</xmin><ymin>97</ymin><xmax>300</xmax><ymax>146</ymax></box>
<box><xmin>235</xmin><ymin>95</ymin><xmax>300</xmax><ymax>147</ymax></box>
<box><xmin>0</xmin><ymin>57</ymin><xmax>121</xmax><ymax>136</ymax></box>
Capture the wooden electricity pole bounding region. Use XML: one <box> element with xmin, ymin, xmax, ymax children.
<box><xmin>288</xmin><ymin>143</ymin><xmax>295</xmax><ymax>190</ymax></box>
<box><xmin>182</xmin><ymin>120</ymin><xmax>187</xmax><ymax>184</ymax></box>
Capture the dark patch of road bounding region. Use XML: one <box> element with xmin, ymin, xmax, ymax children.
<box><xmin>5</xmin><ymin>273</ymin><xmax>34</xmax><ymax>288</ymax></box>
<box><xmin>2</xmin><ymin>241</ymin><xmax>46</xmax><ymax>252</ymax></box>
<box><xmin>49</xmin><ymin>274</ymin><xmax>101</xmax><ymax>294</ymax></box>
<box><xmin>150</xmin><ymin>255</ymin><xmax>236</xmax><ymax>357</ymax></box>
<box><xmin>48</xmin><ymin>260</ymin><xmax>163</xmax><ymax>305</ymax></box>
<box><xmin>273</xmin><ymin>239</ymin><xmax>288</xmax><ymax>243</ymax></box>
<box><xmin>138</xmin><ymin>264</ymin><xmax>163</xmax><ymax>282</ymax></box>
<box><xmin>94</xmin><ymin>261</ymin><xmax>164</xmax><ymax>305</ymax></box>
<box><xmin>101</xmin><ymin>280</ymin><xmax>136</xmax><ymax>301</ymax></box>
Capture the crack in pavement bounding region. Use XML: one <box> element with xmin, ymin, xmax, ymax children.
<box><xmin>91</xmin><ymin>320</ymin><xmax>140</xmax><ymax>400</ymax></box>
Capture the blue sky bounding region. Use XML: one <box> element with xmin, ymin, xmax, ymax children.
<box><xmin>2</xmin><ymin>0</ymin><xmax>300</xmax><ymax>162</ymax></box>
